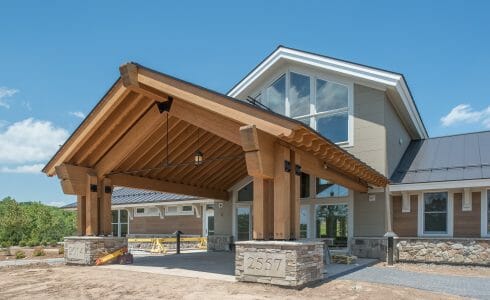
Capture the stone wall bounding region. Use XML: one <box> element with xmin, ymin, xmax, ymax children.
<box><xmin>350</xmin><ymin>237</ymin><xmax>387</xmax><ymax>260</ymax></box>
<box><xmin>207</xmin><ymin>235</ymin><xmax>233</xmax><ymax>251</ymax></box>
<box><xmin>235</xmin><ymin>241</ymin><xmax>324</xmax><ymax>288</ymax></box>
<box><xmin>64</xmin><ymin>236</ymin><xmax>127</xmax><ymax>265</ymax></box>
<box><xmin>396</xmin><ymin>238</ymin><xmax>490</xmax><ymax>265</ymax></box>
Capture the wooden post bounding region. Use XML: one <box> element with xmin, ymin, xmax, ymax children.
<box><xmin>85</xmin><ymin>174</ymin><xmax>99</xmax><ymax>236</ymax></box>
<box><xmin>253</xmin><ymin>178</ymin><xmax>274</xmax><ymax>240</ymax></box>
<box><xmin>99</xmin><ymin>178</ymin><xmax>112</xmax><ymax>236</ymax></box>
<box><xmin>273</xmin><ymin>143</ymin><xmax>291</xmax><ymax>240</ymax></box>
<box><xmin>76</xmin><ymin>195</ymin><xmax>86</xmax><ymax>236</ymax></box>
<box><xmin>290</xmin><ymin>151</ymin><xmax>301</xmax><ymax>240</ymax></box>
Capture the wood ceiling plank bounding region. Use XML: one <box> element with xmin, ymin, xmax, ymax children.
<box><xmin>95</xmin><ymin>104</ymin><xmax>163</xmax><ymax>177</ymax></box>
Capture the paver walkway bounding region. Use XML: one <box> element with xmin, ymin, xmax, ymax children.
<box><xmin>340</xmin><ymin>265</ymin><xmax>490</xmax><ymax>299</ymax></box>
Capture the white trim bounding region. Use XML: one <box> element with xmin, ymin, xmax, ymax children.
<box><xmin>462</xmin><ymin>188</ymin><xmax>472</xmax><ymax>211</ymax></box>
<box><xmin>482</xmin><ymin>189</ymin><xmax>489</xmax><ymax>237</ymax></box>
<box><xmin>390</xmin><ymin>179</ymin><xmax>490</xmax><ymax>192</ymax></box>
<box><xmin>401</xmin><ymin>192</ymin><xmax>410</xmax><ymax>213</ymax></box>
<box><xmin>112</xmin><ymin>199</ymin><xmax>215</xmax><ymax>209</ymax></box>
<box><xmin>417</xmin><ymin>191</ymin><xmax>453</xmax><ymax>237</ymax></box>
<box><xmin>228</xmin><ymin>47</ymin><xmax>427</xmax><ymax>139</ymax></box>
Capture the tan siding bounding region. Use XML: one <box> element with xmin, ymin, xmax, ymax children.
<box><xmin>354</xmin><ymin>191</ymin><xmax>386</xmax><ymax>236</ymax></box>
<box><xmin>384</xmin><ymin>99</ymin><xmax>411</xmax><ymax>177</ymax></box>
<box><xmin>348</xmin><ymin>84</ymin><xmax>387</xmax><ymax>176</ymax></box>
<box><xmin>129</xmin><ymin>215</ymin><xmax>203</xmax><ymax>235</ymax></box>
<box><xmin>393</xmin><ymin>195</ymin><xmax>418</xmax><ymax>237</ymax></box>
<box><xmin>453</xmin><ymin>192</ymin><xmax>481</xmax><ymax>237</ymax></box>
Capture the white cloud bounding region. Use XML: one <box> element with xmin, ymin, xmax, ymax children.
<box><xmin>440</xmin><ymin>104</ymin><xmax>490</xmax><ymax>128</ymax></box>
<box><xmin>69</xmin><ymin>111</ymin><xmax>86</xmax><ymax>119</ymax></box>
<box><xmin>0</xmin><ymin>87</ymin><xmax>18</xmax><ymax>109</ymax></box>
<box><xmin>0</xmin><ymin>118</ymin><xmax>69</xmax><ymax>164</ymax></box>
<box><xmin>0</xmin><ymin>164</ymin><xmax>44</xmax><ymax>174</ymax></box>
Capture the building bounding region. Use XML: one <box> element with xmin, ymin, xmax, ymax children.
<box><xmin>62</xmin><ymin>187</ymin><xmax>216</xmax><ymax>237</ymax></box>
<box><xmin>44</xmin><ymin>46</ymin><xmax>489</xmax><ymax>287</ymax></box>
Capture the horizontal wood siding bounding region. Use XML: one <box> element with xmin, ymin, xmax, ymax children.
<box><xmin>393</xmin><ymin>195</ymin><xmax>418</xmax><ymax>237</ymax></box>
<box><xmin>129</xmin><ymin>215</ymin><xmax>202</xmax><ymax>235</ymax></box>
<box><xmin>453</xmin><ymin>192</ymin><xmax>481</xmax><ymax>237</ymax></box>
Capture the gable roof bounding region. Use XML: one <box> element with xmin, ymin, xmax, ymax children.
<box><xmin>228</xmin><ymin>45</ymin><xmax>428</xmax><ymax>140</ymax></box>
<box><xmin>391</xmin><ymin>130</ymin><xmax>490</xmax><ymax>185</ymax></box>
<box><xmin>62</xmin><ymin>187</ymin><xmax>207</xmax><ymax>209</ymax></box>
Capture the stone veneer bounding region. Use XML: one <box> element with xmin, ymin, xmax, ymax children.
<box><xmin>64</xmin><ymin>236</ymin><xmax>127</xmax><ymax>265</ymax></box>
<box><xmin>235</xmin><ymin>240</ymin><xmax>324</xmax><ymax>288</ymax></box>
<box><xmin>350</xmin><ymin>237</ymin><xmax>387</xmax><ymax>260</ymax></box>
<box><xmin>396</xmin><ymin>238</ymin><xmax>490</xmax><ymax>265</ymax></box>
<box><xmin>207</xmin><ymin>235</ymin><xmax>233</xmax><ymax>251</ymax></box>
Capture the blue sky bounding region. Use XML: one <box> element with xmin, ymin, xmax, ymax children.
<box><xmin>1</xmin><ymin>1</ymin><xmax>489</xmax><ymax>206</ymax></box>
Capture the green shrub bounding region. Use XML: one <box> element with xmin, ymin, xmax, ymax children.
<box><xmin>19</xmin><ymin>241</ymin><xmax>27</xmax><ymax>247</ymax></box>
<box><xmin>15</xmin><ymin>250</ymin><xmax>25</xmax><ymax>259</ymax></box>
<box><xmin>0</xmin><ymin>241</ymin><xmax>11</xmax><ymax>248</ymax></box>
<box><xmin>49</xmin><ymin>240</ymin><xmax>58</xmax><ymax>247</ymax></box>
<box><xmin>41</xmin><ymin>241</ymin><xmax>48</xmax><ymax>247</ymax></box>
<box><xmin>33</xmin><ymin>247</ymin><xmax>45</xmax><ymax>257</ymax></box>
<box><xmin>27</xmin><ymin>240</ymin><xmax>39</xmax><ymax>247</ymax></box>
<box><xmin>58</xmin><ymin>245</ymin><xmax>64</xmax><ymax>255</ymax></box>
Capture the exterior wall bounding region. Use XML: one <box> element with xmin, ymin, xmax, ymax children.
<box><xmin>384</xmin><ymin>99</ymin><xmax>411</xmax><ymax>177</ymax></box>
<box><xmin>129</xmin><ymin>214</ymin><xmax>202</xmax><ymax>235</ymax></box>
<box><xmin>348</xmin><ymin>84</ymin><xmax>387</xmax><ymax>175</ymax></box>
<box><xmin>393</xmin><ymin>195</ymin><xmax>418</xmax><ymax>237</ymax></box>
<box><xmin>65</xmin><ymin>236</ymin><xmax>127</xmax><ymax>265</ymax></box>
<box><xmin>454</xmin><ymin>192</ymin><xmax>481</xmax><ymax>237</ymax></box>
<box><xmin>353</xmin><ymin>191</ymin><xmax>386</xmax><ymax>236</ymax></box>
<box><xmin>213</xmin><ymin>201</ymin><xmax>233</xmax><ymax>235</ymax></box>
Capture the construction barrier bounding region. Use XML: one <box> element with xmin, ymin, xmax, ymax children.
<box><xmin>128</xmin><ymin>237</ymin><xmax>207</xmax><ymax>254</ymax></box>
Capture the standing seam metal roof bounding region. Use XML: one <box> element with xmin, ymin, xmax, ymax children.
<box><xmin>391</xmin><ymin>130</ymin><xmax>490</xmax><ymax>184</ymax></box>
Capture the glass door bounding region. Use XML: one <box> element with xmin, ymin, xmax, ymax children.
<box><xmin>316</xmin><ymin>204</ymin><xmax>348</xmax><ymax>248</ymax></box>
<box><xmin>236</xmin><ymin>206</ymin><xmax>251</xmax><ymax>241</ymax></box>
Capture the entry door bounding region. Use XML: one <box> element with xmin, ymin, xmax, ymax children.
<box><xmin>236</xmin><ymin>205</ymin><xmax>252</xmax><ymax>241</ymax></box>
<box><xmin>205</xmin><ymin>209</ymin><xmax>214</xmax><ymax>236</ymax></box>
<box><xmin>316</xmin><ymin>204</ymin><xmax>348</xmax><ymax>248</ymax></box>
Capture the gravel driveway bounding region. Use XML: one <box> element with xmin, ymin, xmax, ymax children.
<box><xmin>340</xmin><ymin>265</ymin><xmax>490</xmax><ymax>299</ymax></box>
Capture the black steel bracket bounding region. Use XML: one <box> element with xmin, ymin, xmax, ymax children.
<box><xmin>295</xmin><ymin>164</ymin><xmax>302</xmax><ymax>176</ymax></box>
<box><xmin>104</xmin><ymin>186</ymin><xmax>112</xmax><ymax>194</ymax></box>
<box><xmin>156</xmin><ymin>96</ymin><xmax>173</xmax><ymax>113</ymax></box>
<box><xmin>284</xmin><ymin>160</ymin><xmax>291</xmax><ymax>172</ymax></box>
<box><xmin>90</xmin><ymin>184</ymin><xmax>97</xmax><ymax>193</ymax></box>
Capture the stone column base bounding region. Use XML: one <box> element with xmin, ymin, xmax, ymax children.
<box><xmin>235</xmin><ymin>240</ymin><xmax>324</xmax><ymax>288</ymax></box>
<box><xmin>64</xmin><ymin>236</ymin><xmax>127</xmax><ymax>265</ymax></box>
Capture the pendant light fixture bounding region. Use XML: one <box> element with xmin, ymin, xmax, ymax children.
<box><xmin>194</xmin><ymin>128</ymin><xmax>203</xmax><ymax>166</ymax></box>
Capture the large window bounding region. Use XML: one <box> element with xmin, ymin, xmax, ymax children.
<box><xmin>316</xmin><ymin>204</ymin><xmax>348</xmax><ymax>247</ymax></box>
<box><xmin>253</xmin><ymin>71</ymin><xmax>351</xmax><ymax>144</ymax></box>
<box><xmin>423</xmin><ymin>192</ymin><xmax>448</xmax><ymax>234</ymax></box>
<box><xmin>316</xmin><ymin>178</ymin><xmax>348</xmax><ymax>198</ymax></box>
<box><xmin>111</xmin><ymin>209</ymin><xmax>128</xmax><ymax>237</ymax></box>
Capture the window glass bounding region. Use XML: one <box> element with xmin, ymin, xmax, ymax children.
<box><xmin>316</xmin><ymin>79</ymin><xmax>348</xmax><ymax>112</ymax></box>
<box><xmin>289</xmin><ymin>72</ymin><xmax>310</xmax><ymax>117</ymax></box>
<box><xmin>300</xmin><ymin>206</ymin><xmax>309</xmax><ymax>238</ymax></box>
<box><xmin>423</xmin><ymin>192</ymin><xmax>448</xmax><ymax>233</ymax></box>
<box><xmin>136</xmin><ymin>208</ymin><xmax>144</xmax><ymax>214</ymax></box>
<box><xmin>120</xmin><ymin>224</ymin><xmax>128</xmax><ymax>237</ymax></box>
<box><xmin>300</xmin><ymin>172</ymin><xmax>310</xmax><ymax>198</ymax></box>
<box><xmin>315</xmin><ymin>204</ymin><xmax>348</xmax><ymax>247</ymax></box>
<box><xmin>316</xmin><ymin>178</ymin><xmax>348</xmax><ymax>198</ymax></box>
<box><xmin>236</xmin><ymin>207</ymin><xmax>251</xmax><ymax>241</ymax></box>
<box><xmin>111</xmin><ymin>210</ymin><xmax>118</xmax><ymax>223</ymax></box>
<box><xmin>207</xmin><ymin>215</ymin><xmax>215</xmax><ymax>236</ymax></box>
<box><xmin>182</xmin><ymin>205</ymin><xmax>193</xmax><ymax>212</ymax></box>
<box><xmin>120</xmin><ymin>209</ymin><xmax>128</xmax><ymax>223</ymax></box>
<box><xmin>297</xmin><ymin>116</ymin><xmax>311</xmax><ymax>126</ymax></box>
<box><xmin>487</xmin><ymin>190</ymin><xmax>489</xmax><ymax>232</ymax></box>
<box><xmin>317</xmin><ymin>112</ymin><xmax>348</xmax><ymax>143</ymax></box>
<box><xmin>238</xmin><ymin>182</ymin><xmax>253</xmax><ymax>202</ymax></box>
<box><xmin>112</xmin><ymin>224</ymin><xmax>119</xmax><ymax>237</ymax></box>
<box><xmin>265</xmin><ymin>75</ymin><xmax>286</xmax><ymax>115</ymax></box>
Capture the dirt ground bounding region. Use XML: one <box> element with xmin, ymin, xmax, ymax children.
<box><xmin>376</xmin><ymin>262</ymin><xmax>490</xmax><ymax>278</ymax></box>
<box><xmin>0</xmin><ymin>247</ymin><xmax>63</xmax><ymax>261</ymax></box>
<box><xmin>0</xmin><ymin>264</ymin><xmax>461</xmax><ymax>300</ymax></box>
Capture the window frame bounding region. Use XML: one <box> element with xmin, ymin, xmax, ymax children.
<box><xmin>165</xmin><ymin>205</ymin><xmax>195</xmax><ymax>216</ymax></box>
<box><xmin>417</xmin><ymin>191</ymin><xmax>453</xmax><ymax>237</ymax></box>
<box><xmin>482</xmin><ymin>189</ymin><xmax>490</xmax><ymax>237</ymax></box>
<box><xmin>250</xmin><ymin>66</ymin><xmax>354</xmax><ymax>147</ymax></box>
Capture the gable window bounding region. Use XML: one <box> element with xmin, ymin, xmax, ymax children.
<box><xmin>423</xmin><ymin>192</ymin><xmax>448</xmax><ymax>234</ymax></box>
<box><xmin>238</xmin><ymin>182</ymin><xmax>253</xmax><ymax>202</ymax></box>
<box><xmin>316</xmin><ymin>178</ymin><xmax>348</xmax><ymax>198</ymax></box>
<box><xmin>265</xmin><ymin>75</ymin><xmax>286</xmax><ymax>115</ymax></box>
<box><xmin>300</xmin><ymin>172</ymin><xmax>310</xmax><ymax>198</ymax></box>
<box><xmin>253</xmin><ymin>70</ymin><xmax>352</xmax><ymax>145</ymax></box>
